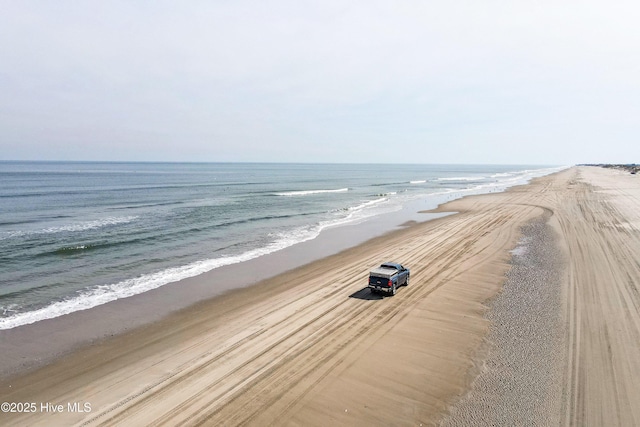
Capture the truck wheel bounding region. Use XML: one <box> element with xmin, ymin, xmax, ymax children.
<box><xmin>391</xmin><ymin>284</ymin><xmax>397</xmax><ymax>296</ymax></box>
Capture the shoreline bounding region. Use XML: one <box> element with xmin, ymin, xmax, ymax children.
<box><xmin>0</xmin><ymin>194</ymin><xmax>450</xmax><ymax>380</ymax></box>
<box><xmin>0</xmin><ymin>167</ymin><xmax>548</xmax><ymax>381</ymax></box>
<box><xmin>4</xmin><ymin>166</ymin><xmax>638</xmax><ymax>426</ymax></box>
<box><xmin>0</xmin><ymin>169</ymin><xmax>555</xmax><ymax>425</ymax></box>
<box><xmin>2</xmin><ymin>163</ymin><xmax>562</xmax><ymax>334</ymax></box>
<box><xmin>1</xmin><ymin>165</ymin><xmax>565</xmax><ymax>334</ymax></box>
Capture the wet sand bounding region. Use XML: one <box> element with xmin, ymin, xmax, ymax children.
<box><xmin>1</xmin><ymin>166</ymin><xmax>639</xmax><ymax>426</ymax></box>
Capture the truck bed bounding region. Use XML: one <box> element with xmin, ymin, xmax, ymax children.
<box><xmin>369</xmin><ymin>267</ymin><xmax>397</xmax><ymax>278</ymax></box>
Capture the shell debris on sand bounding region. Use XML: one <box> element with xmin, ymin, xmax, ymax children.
<box><xmin>440</xmin><ymin>217</ymin><xmax>566</xmax><ymax>426</ymax></box>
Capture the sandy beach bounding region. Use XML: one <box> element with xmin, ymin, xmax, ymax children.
<box><xmin>1</xmin><ymin>166</ymin><xmax>639</xmax><ymax>426</ymax></box>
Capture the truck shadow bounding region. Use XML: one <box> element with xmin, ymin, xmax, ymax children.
<box><xmin>349</xmin><ymin>288</ymin><xmax>384</xmax><ymax>300</ymax></box>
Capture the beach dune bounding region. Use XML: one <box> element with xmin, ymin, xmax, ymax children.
<box><xmin>1</xmin><ymin>166</ymin><xmax>639</xmax><ymax>426</ymax></box>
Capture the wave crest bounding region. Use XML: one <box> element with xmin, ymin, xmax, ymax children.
<box><xmin>275</xmin><ymin>188</ymin><xmax>349</xmax><ymax>196</ymax></box>
<box><xmin>1</xmin><ymin>216</ymin><xmax>138</xmax><ymax>240</ymax></box>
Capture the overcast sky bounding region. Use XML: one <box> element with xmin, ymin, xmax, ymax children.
<box><xmin>1</xmin><ymin>1</ymin><xmax>639</xmax><ymax>164</ymax></box>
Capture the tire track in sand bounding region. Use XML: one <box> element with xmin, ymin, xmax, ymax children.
<box><xmin>557</xmin><ymin>168</ymin><xmax>640</xmax><ymax>426</ymax></box>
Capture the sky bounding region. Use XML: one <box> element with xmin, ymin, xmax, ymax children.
<box><xmin>1</xmin><ymin>1</ymin><xmax>639</xmax><ymax>164</ymax></box>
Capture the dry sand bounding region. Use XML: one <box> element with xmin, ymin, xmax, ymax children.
<box><xmin>1</xmin><ymin>166</ymin><xmax>639</xmax><ymax>426</ymax></box>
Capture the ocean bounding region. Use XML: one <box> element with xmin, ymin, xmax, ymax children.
<box><xmin>0</xmin><ymin>162</ymin><xmax>565</xmax><ymax>330</ymax></box>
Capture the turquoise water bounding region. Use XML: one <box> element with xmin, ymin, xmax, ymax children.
<box><xmin>0</xmin><ymin>162</ymin><xmax>564</xmax><ymax>329</ymax></box>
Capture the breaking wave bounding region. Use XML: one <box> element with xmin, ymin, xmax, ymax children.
<box><xmin>275</xmin><ymin>188</ymin><xmax>349</xmax><ymax>196</ymax></box>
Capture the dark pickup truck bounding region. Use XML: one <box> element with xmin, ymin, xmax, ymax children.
<box><xmin>368</xmin><ymin>262</ymin><xmax>410</xmax><ymax>296</ymax></box>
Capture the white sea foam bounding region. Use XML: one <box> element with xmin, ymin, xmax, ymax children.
<box><xmin>0</xmin><ymin>237</ymin><xmax>306</xmax><ymax>330</ymax></box>
<box><xmin>0</xmin><ymin>196</ymin><xmax>395</xmax><ymax>330</ymax></box>
<box><xmin>1</xmin><ymin>304</ymin><xmax>20</xmax><ymax>317</ymax></box>
<box><xmin>424</xmin><ymin>166</ymin><xmax>570</xmax><ymax>203</ymax></box>
<box><xmin>43</xmin><ymin>217</ymin><xmax>138</xmax><ymax>233</ymax></box>
<box><xmin>2</xmin><ymin>216</ymin><xmax>138</xmax><ymax>239</ymax></box>
<box><xmin>471</xmin><ymin>166</ymin><xmax>569</xmax><ymax>192</ymax></box>
<box><xmin>437</xmin><ymin>177</ymin><xmax>486</xmax><ymax>182</ymax></box>
<box><xmin>275</xmin><ymin>188</ymin><xmax>349</xmax><ymax>196</ymax></box>
<box><xmin>410</xmin><ymin>180</ymin><xmax>426</xmax><ymax>184</ymax></box>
